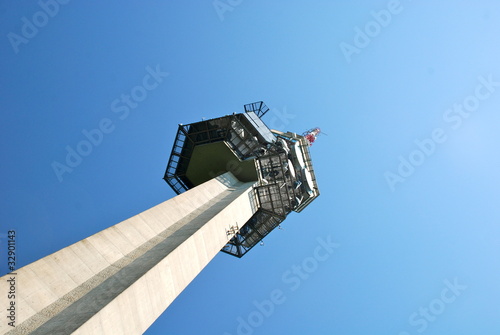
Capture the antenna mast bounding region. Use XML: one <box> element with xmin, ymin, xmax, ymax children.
<box><xmin>303</xmin><ymin>127</ymin><xmax>321</xmax><ymax>146</ymax></box>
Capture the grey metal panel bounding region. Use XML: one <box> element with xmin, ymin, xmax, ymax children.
<box><xmin>242</xmin><ymin>111</ymin><xmax>276</xmax><ymax>144</ymax></box>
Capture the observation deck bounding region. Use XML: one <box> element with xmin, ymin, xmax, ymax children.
<box><xmin>164</xmin><ymin>102</ymin><xmax>320</xmax><ymax>257</ymax></box>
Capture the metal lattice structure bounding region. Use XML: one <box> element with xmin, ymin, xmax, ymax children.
<box><xmin>244</xmin><ymin>101</ymin><xmax>270</xmax><ymax>118</ymax></box>
<box><xmin>164</xmin><ymin>102</ymin><xmax>320</xmax><ymax>257</ymax></box>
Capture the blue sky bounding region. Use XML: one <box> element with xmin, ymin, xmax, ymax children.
<box><xmin>1</xmin><ymin>1</ymin><xmax>500</xmax><ymax>334</ymax></box>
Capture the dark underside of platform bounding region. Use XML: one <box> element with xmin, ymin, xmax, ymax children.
<box><xmin>186</xmin><ymin>142</ymin><xmax>258</xmax><ymax>186</ymax></box>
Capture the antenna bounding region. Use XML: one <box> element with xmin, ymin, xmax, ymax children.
<box><xmin>302</xmin><ymin>127</ymin><xmax>321</xmax><ymax>146</ymax></box>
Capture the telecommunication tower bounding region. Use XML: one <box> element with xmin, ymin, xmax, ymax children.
<box><xmin>0</xmin><ymin>101</ymin><xmax>320</xmax><ymax>335</ymax></box>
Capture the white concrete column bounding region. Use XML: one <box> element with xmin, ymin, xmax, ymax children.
<box><xmin>0</xmin><ymin>172</ymin><xmax>257</xmax><ymax>335</ymax></box>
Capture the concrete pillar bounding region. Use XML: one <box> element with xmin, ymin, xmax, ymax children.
<box><xmin>0</xmin><ymin>173</ymin><xmax>257</xmax><ymax>335</ymax></box>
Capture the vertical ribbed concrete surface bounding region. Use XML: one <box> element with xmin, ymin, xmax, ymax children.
<box><xmin>0</xmin><ymin>173</ymin><xmax>257</xmax><ymax>335</ymax></box>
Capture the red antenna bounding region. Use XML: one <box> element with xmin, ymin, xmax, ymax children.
<box><xmin>303</xmin><ymin>127</ymin><xmax>321</xmax><ymax>146</ymax></box>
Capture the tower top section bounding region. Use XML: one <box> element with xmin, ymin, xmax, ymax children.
<box><xmin>164</xmin><ymin>101</ymin><xmax>320</xmax><ymax>257</ymax></box>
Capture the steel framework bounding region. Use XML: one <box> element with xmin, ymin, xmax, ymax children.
<box><xmin>164</xmin><ymin>102</ymin><xmax>319</xmax><ymax>257</ymax></box>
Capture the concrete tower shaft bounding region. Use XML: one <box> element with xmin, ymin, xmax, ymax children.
<box><xmin>0</xmin><ymin>173</ymin><xmax>256</xmax><ymax>335</ymax></box>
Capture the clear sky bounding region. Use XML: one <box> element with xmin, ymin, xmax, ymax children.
<box><xmin>1</xmin><ymin>1</ymin><xmax>500</xmax><ymax>334</ymax></box>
